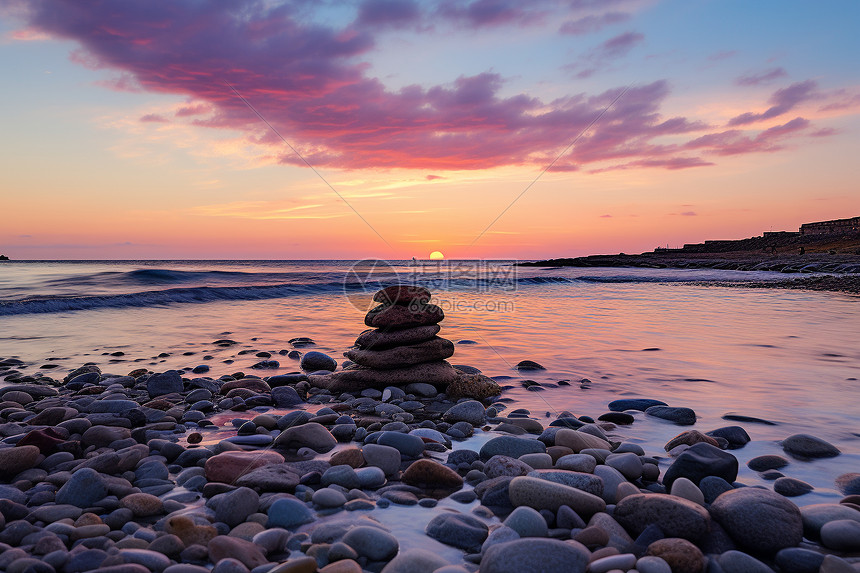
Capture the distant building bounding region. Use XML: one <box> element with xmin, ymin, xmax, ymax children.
<box><xmin>800</xmin><ymin>216</ymin><xmax>860</xmax><ymax>235</ymax></box>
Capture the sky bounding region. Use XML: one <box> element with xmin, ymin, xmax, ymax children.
<box><xmin>1</xmin><ymin>0</ymin><xmax>859</xmax><ymax>260</ymax></box>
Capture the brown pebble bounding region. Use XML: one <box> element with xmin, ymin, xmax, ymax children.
<box><xmin>320</xmin><ymin>560</ymin><xmax>363</xmax><ymax>573</ymax></box>
<box><xmin>74</xmin><ymin>513</ymin><xmax>103</xmax><ymax>527</ymax></box>
<box><xmin>121</xmin><ymin>493</ymin><xmax>164</xmax><ymax>517</ymax></box>
<box><xmin>664</xmin><ymin>430</ymin><xmax>719</xmax><ymax>451</ymax></box>
<box><xmin>165</xmin><ymin>516</ymin><xmax>218</xmax><ymax>547</ymax></box>
<box><xmin>574</xmin><ymin>525</ymin><xmax>609</xmax><ymax>548</ymax></box>
<box><xmin>647</xmin><ymin>538</ymin><xmax>705</xmax><ymax>573</ymax></box>
<box><xmin>589</xmin><ymin>546</ymin><xmax>620</xmax><ymax>561</ymax></box>
<box><xmin>330</xmin><ymin>447</ymin><xmax>365</xmax><ymax>468</ymax></box>
<box><xmin>187</xmin><ymin>432</ymin><xmax>202</xmax><ymax>444</ymax></box>
<box><xmin>546</xmin><ymin>446</ymin><xmax>574</xmax><ymax>462</ymax></box>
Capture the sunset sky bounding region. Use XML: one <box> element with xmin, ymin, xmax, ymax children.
<box><xmin>2</xmin><ymin>0</ymin><xmax>859</xmax><ymax>260</ymax></box>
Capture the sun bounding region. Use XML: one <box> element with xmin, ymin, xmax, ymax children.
<box><xmin>429</xmin><ymin>251</ymin><xmax>445</xmax><ymax>260</ymax></box>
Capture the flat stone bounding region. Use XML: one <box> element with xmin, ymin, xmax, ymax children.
<box><xmin>373</xmin><ymin>284</ymin><xmax>432</xmax><ymax>304</ymax></box>
<box><xmin>273</xmin><ymin>422</ymin><xmax>336</xmax><ymax>452</ymax></box>
<box><xmin>508</xmin><ymin>475</ymin><xmax>605</xmax><ymax>517</ymax></box>
<box><xmin>233</xmin><ymin>463</ymin><xmax>301</xmax><ymax>491</ymax></box>
<box><xmin>425</xmin><ymin>512</ymin><xmax>489</xmax><ymax>552</ymax></box>
<box><xmin>365</xmin><ymin>302</ymin><xmax>443</xmax><ymax>328</ymax></box>
<box><xmin>747</xmin><ymin>455</ymin><xmax>789</xmax><ymax>472</ymax></box>
<box><xmin>645</xmin><ymin>405</ymin><xmax>696</xmax><ymax>425</ymax></box>
<box><xmin>590</xmin><ymin>554</ymin><xmax>637</xmax><ymax>573</ymax></box>
<box><xmin>479</xmin><ymin>538</ymin><xmax>590</xmax><ymax>573</ymax></box>
<box><xmin>706</xmin><ymin>426</ymin><xmax>751</xmax><ymax>448</ymax></box>
<box><xmin>0</xmin><ymin>445</ymin><xmax>40</xmax><ymax>479</ymax></box>
<box><xmin>204</xmin><ymin>450</ymin><xmax>285</xmax><ymax>484</ymax></box>
<box><xmin>608</xmin><ymin>398</ymin><xmax>667</xmax><ymax>412</ymax></box>
<box><xmin>614</xmin><ymin>494</ymin><xmax>711</xmax><ymax>542</ymax></box>
<box><xmin>347</xmin><ymin>337</ymin><xmax>454</xmax><ymax>369</ymax></box>
<box><xmin>355</xmin><ymin>325</ymin><xmax>441</xmax><ymax>349</ymax></box>
<box><xmin>480</xmin><ymin>436</ymin><xmax>546</xmax><ymax>461</ymax></box>
<box><xmin>662</xmin><ymin>442</ymin><xmax>738</xmax><ymax>489</ymax></box>
<box><xmin>308</xmin><ymin>361</ymin><xmax>459</xmax><ymax>392</ymax></box>
<box><xmin>342</xmin><ymin>525</ymin><xmax>399</xmax><ymax>561</ymax></box>
<box><xmin>781</xmin><ymin>434</ymin><xmax>840</xmax><ymax>458</ymax></box>
<box><xmin>553</xmin><ymin>429</ymin><xmax>610</xmax><ymax>452</ymax></box>
<box><xmin>711</xmin><ymin>487</ymin><xmax>803</xmax><ymax>553</ymax></box>
<box><xmin>636</xmin><ymin>556</ymin><xmax>672</xmax><ymax>573</ymax></box>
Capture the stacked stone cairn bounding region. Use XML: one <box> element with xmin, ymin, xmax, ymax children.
<box><xmin>308</xmin><ymin>285</ymin><xmax>500</xmax><ymax>399</ymax></box>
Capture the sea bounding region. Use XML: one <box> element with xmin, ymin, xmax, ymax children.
<box><xmin>1</xmin><ymin>259</ymin><xmax>858</xmax><ymax>510</ymax></box>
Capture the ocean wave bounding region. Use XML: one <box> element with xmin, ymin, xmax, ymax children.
<box><xmin>0</xmin><ymin>272</ymin><xmax>782</xmax><ymax>316</ymax></box>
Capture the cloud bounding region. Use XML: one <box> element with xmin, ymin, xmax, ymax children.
<box><xmin>735</xmin><ymin>67</ymin><xmax>788</xmax><ymax>86</ymax></box>
<box><xmin>571</xmin><ymin>31</ymin><xmax>644</xmax><ymax>78</ymax></box>
<box><xmin>728</xmin><ymin>80</ymin><xmax>817</xmax><ymax>125</ymax></box>
<box><xmin>559</xmin><ymin>12</ymin><xmax>629</xmax><ymax>35</ymax></box>
<box><xmin>426</xmin><ymin>174</ymin><xmax>444</xmax><ymax>180</ymax></box>
<box><xmin>10</xmin><ymin>2</ymin><xmax>830</xmax><ymax>174</ymax></box>
<box><xmin>599</xmin><ymin>214</ymin><xmax>612</xmax><ymax>218</ymax></box>
<box><xmin>680</xmin><ymin>211</ymin><xmax>697</xmax><ymax>216</ymax></box>
<box><xmin>708</xmin><ymin>50</ymin><xmax>736</xmax><ymax>62</ymax></box>
<box><xmin>175</xmin><ymin>103</ymin><xmax>211</xmax><ymax>117</ymax></box>
<box><xmin>357</xmin><ymin>0</ymin><xmax>421</xmax><ymax>29</ymax></box>
<box><xmin>435</xmin><ymin>0</ymin><xmax>546</xmax><ymax>28</ymax></box>
<box><xmin>139</xmin><ymin>113</ymin><xmax>168</xmax><ymax>123</ymax></box>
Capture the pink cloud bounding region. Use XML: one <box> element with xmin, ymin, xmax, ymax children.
<box><xmin>559</xmin><ymin>12</ymin><xmax>629</xmax><ymax>35</ymax></box>
<box><xmin>139</xmin><ymin>113</ymin><xmax>168</xmax><ymax>123</ymax></box>
<box><xmin>571</xmin><ymin>31</ymin><xmax>644</xmax><ymax>78</ymax></box>
<box><xmin>357</xmin><ymin>0</ymin><xmax>421</xmax><ymax>29</ymax></box>
<box><xmin>728</xmin><ymin>80</ymin><xmax>817</xmax><ymax>125</ymax></box>
<box><xmin>735</xmin><ymin>67</ymin><xmax>788</xmax><ymax>86</ymax></box>
<box><xmin>426</xmin><ymin>174</ymin><xmax>444</xmax><ymax>180</ymax></box>
<box><xmin>175</xmin><ymin>103</ymin><xmax>211</xmax><ymax>117</ymax></box>
<box><xmin>13</xmin><ymin>2</ymin><xmax>831</xmax><ymax>173</ymax></box>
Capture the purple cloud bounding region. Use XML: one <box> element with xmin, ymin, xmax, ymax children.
<box><xmin>735</xmin><ymin>67</ymin><xmax>788</xmax><ymax>86</ymax></box>
<box><xmin>139</xmin><ymin>113</ymin><xmax>168</xmax><ymax>123</ymax></box>
<box><xmin>11</xmin><ymin>2</ymin><xmax>828</xmax><ymax>173</ymax></box>
<box><xmin>728</xmin><ymin>80</ymin><xmax>817</xmax><ymax>125</ymax></box>
<box><xmin>559</xmin><ymin>12</ymin><xmax>629</xmax><ymax>35</ymax></box>
<box><xmin>572</xmin><ymin>31</ymin><xmax>644</xmax><ymax>78</ymax></box>
<box><xmin>357</xmin><ymin>0</ymin><xmax>421</xmax><ymax>29</ymax></box>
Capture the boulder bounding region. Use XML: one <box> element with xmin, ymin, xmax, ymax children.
<box><xmin>710</xmin><ymin>487</ymin><xmax>803</xmax><ymax>553</ymax></box>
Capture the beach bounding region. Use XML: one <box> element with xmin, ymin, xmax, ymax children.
<box><xmin>1</xmin><ymin>260</ymin><xmax>859</xmax><ymax>573</ymax></box>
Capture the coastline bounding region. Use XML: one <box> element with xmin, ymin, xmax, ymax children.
<box><xmin>1</xmin><ymin>284</ymin><xmax>860</xmax><ymax>572</ymax></box>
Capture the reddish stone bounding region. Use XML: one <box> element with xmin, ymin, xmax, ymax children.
<box><xmin>204</xmin><ymin>450</ymin><xmax>284</xmax><ymax>484</ymax></box>
<box><xmin>373</xmin><ymin>285</ymin><xmax>432</xmax><ymax>305</ymax></box>
<box><xmin>16</xmin><ymin>427</ymin><xmax>68</xmax><ymax>454</ymax></box>
<box><xmin>208</xmin><ymin>536</ymin><xmax>268</xmax><ymax>568</ymax></box>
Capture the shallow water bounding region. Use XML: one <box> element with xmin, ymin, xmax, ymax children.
<box><xmin>1</xmin><ymin>260</ymin><xmax>859</xmax><ymax>504</ymax></box>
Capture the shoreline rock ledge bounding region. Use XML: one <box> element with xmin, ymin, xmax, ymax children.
<box><xmin>308</xmin><ymin>285</ymin><xmax>501</xmax><ymax>399</ymax></box>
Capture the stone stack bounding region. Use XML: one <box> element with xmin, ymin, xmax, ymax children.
<box><xmin>308</xmin><ymin>285</ymin><xmax>498</xmax><ymax>398</ymax></box>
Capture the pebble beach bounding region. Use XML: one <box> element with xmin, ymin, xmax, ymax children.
<box><xmin>1</xmin><ymin>276</ymin><xmax>859</xmax><ymax>573</ymax></box>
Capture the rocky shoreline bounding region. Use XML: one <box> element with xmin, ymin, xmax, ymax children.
<box><xmin>1</xmin><ymin>287</ymin><xmax>859</xmax><ymax>573</ymax></box>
